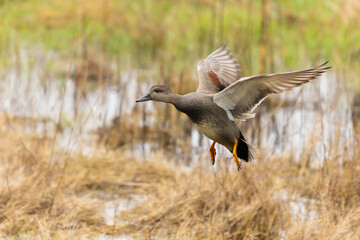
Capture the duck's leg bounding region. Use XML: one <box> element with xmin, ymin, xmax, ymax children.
<box><xmin>209</xmin><ymin>141</ymin><xmax>216</xmax><ymax>165</ymax></box>
<box><xmin>232</xmin><ymin>139</ymin><xmax>241</xmax><ymax>171</ymax></box>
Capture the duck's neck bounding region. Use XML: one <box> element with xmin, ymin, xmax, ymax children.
<box><xmin>166</xmin><ymin>93</ymin><xmax>181</xmax><ymax>105</ymax></box>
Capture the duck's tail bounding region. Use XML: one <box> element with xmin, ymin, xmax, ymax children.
<box><xmin>237</xmin><ymin>130</ymin><xmax>257</xmax><ymax>162</ymax></box>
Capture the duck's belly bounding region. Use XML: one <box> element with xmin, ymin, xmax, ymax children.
<box><xmin>194</xmin><ymin>122</ymin><xmax>218</xmax><ymax>141</ymax></box>
<box><xmin>194</xmin><ymin>121</ymin><xmax>233</xmax><ymax>149</ymax></box>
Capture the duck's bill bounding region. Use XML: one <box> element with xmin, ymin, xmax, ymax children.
<box><xmin>136</xmin><ymin>94</ymin><xmax>152</xmax><ymax>102</ymax></box>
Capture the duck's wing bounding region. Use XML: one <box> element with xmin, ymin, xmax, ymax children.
<box><xmin>213</xmin><ymin>62</ymin><xmax>331</xmax><ymax>121</ymax></box>
<box><xmin>196</xmin><ymin>43</ymin><xmax>241</xmax><ymax>94</ymax></box>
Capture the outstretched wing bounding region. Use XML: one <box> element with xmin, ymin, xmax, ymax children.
<box><xmin>213</xmin><ymin>62</ymin><xmax>331</xmax><ymax>120</ymax></box>
<box><xmin>197</xmin><ymin>43</ymin><xmax>241</xmax><ymax>94</ymax></box>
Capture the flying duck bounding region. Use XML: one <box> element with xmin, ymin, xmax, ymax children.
<box><xmin>136</xmin><ymin>44</ymin><xmax>330</xmax><ymax>170</ymax></box>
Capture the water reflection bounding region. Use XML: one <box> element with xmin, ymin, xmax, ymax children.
<box><xmin>0</xmin><ymin>50</ymin><xmax>354</xmax><ymax>165</ymax></box>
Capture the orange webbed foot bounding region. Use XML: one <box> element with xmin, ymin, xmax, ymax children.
<box><xmin>232</xmin><ymin>139</ymin><xmax>241</xmax><ymax>171</ymax></box>
<box><xmin>209</xmin><ymin>141</ymin><xmax>216</xmax><ymax>165</ymax></box>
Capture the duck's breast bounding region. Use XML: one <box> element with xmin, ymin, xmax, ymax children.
<box><xmin>175</xmin><ymin>95</ymin><xmax>238</xmax><ymax>148</ymax></box>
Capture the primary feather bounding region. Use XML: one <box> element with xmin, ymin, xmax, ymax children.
<box><xmin>213</xmin><ymin>62</ymin><xmax>330</xmax><ymax>120</ymax></box>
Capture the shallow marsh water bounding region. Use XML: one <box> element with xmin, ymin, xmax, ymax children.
<box><xmin>1</xmin><ymin>50</ymin><xmax>352</xmax><ymax>161</ymax></box>
<box><xmin>0</xmin><ymin>50</ymin><xmax>355</xmax><ymax>238</ymax></box>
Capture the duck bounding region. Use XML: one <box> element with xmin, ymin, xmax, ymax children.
<box><xmin>136</xmin><ymin>43</ymin><xmax>330</xmax><ymax>170</ymax></box>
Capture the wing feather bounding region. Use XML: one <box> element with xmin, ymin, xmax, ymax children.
<box><xmin>197</xmin><ymin>43</ymin><xmax>242</xmax><ymax>93</ymax></box>
<box><xmin>213</xmin><ymin>62</ymin><xmax>331</xmax><ymax>120</ymax></box>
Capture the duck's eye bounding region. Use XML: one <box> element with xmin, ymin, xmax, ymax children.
<box><xmin>154</xmin><ymin>89</ymin><xmax>162</xmax><ymax>93</ymax></box>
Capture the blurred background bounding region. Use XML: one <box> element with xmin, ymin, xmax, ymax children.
<box><xmin>0</xmin><ymin>0</ymin><xmax>359</xmax><ymax>239</ymax></box>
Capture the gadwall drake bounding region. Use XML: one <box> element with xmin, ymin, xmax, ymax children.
<box><xmin>136</xmin><ymin>44</ymin><xmax>330</xmax><ymax>170</ymax></box>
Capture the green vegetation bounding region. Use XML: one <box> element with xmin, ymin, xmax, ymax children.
<box><xmin>1</xmin><ymin>0</ymin><xmax>360</xmax><ymax>75</ymax></box>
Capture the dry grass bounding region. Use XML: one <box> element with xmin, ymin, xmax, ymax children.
<box><xmin>0</xmin><ymin>114</ymin><xmax>104</xmax><ymax>238</ymax></box>
<box><xmin>118</xmin><ymin>146</ymin><xmax>360</xmax><ymax>239</ymax></box>
<box><xmin>0</xmin><ymin>111</ymin><xmax>359</xmax><ymax>239</ymax></box>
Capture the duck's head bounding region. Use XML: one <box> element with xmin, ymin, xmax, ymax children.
<box><xmin>136</xmin><ymin>85</ymin><xmax>174</xmax><ymax>103</ymax></box>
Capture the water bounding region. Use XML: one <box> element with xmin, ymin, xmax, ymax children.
<box><xmin>102</xmin><ymin>193</ymin><xmax>143</xmax><ymax>226</ymax></box>
<box><xmin>1</xmin><ymin>49</ymin><xmax>355</xmax><ymax>235</ymax></box>
<box><xmin>1</xmin><ymin>50</ymin><xmax>353</xmax><ymax>161</ymax></box>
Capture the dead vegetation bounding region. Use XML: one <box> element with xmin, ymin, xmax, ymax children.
<box><xmin>0</xmin><ymin>109</ymin><xmax>359</xmax><ymax>239</ymax></box>
<box><xmin>116</xmin><ymin>145</ymin><xmax>360</xmax><ymax>239</ymax></box>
